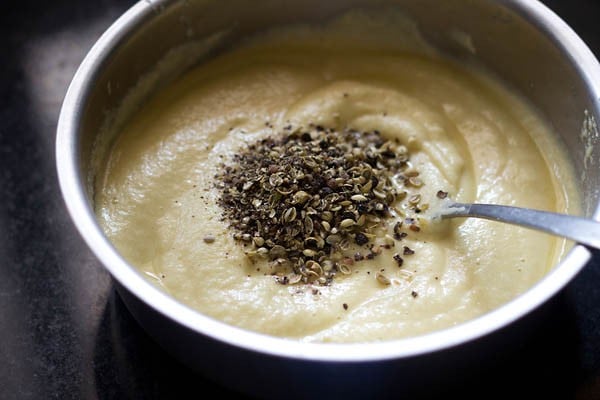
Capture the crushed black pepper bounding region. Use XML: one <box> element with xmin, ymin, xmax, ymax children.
<box><xmin>393</xmin><ymin>253</ymin><xmax>404</xmax><ymax>267</ymax></box>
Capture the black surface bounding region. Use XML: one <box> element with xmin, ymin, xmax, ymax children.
<box><xmin>1</xmin><ymin>1</ymin><xmax>600</xmax><ymax>399</ymax></box>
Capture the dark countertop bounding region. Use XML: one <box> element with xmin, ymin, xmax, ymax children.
<box><xmin>1</xmin><ymin>1</ymin><xmax>600</xmax><ymax>399</ymax></box>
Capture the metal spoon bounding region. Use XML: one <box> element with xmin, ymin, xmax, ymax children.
<box><xmin>438</xmin><ymin>201</ymin><xmax>600</xmax><ymax>250</ymax></box>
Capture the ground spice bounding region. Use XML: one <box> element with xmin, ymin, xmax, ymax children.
<box><xmin>215</xmin><ymin>124</ymin><xmax>423</xmax><ymax>285</ymax></box>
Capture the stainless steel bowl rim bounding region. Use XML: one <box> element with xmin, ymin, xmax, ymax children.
<box><xmin>56</xmin><ymin>0</ymin><xmax>600</xmax><ymax>362</ymax></box>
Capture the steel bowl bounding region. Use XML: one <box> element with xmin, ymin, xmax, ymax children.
<box><xmin>56</xmin><ymin>0</ymin><xmax>600</xmax><ymax>398</ymax></box>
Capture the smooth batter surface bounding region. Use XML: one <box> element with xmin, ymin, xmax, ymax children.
<box><xmin>96</xmin><ymin>11</ymin><xmax>578</xmax><ymax>342</ymax></box>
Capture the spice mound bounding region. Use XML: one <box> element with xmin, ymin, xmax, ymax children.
<box><xmin>215</xmin><ymin>125</ymin><xmax>421</xmax><ymax>285</ymax></box>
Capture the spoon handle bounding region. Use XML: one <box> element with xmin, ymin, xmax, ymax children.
<box><xmin>443</xmin><ymin>202</ymin><xmax>600</xmax><ymax>250</ymax></box>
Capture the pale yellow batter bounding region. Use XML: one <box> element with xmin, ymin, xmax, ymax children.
<box><xmin>95</xmin><ymin>11</ymin><xmax>578</xmax><ymax>342</ymax></box>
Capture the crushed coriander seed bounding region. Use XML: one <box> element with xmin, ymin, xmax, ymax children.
<box><xmin>376</xmin><ymin>272</ymin><xmax>391</xmax><ymax>285</ymax></box>
<box><xmin>203</xmin><ymin>235</ymin><xmax>216</xmax><ymax>244</ymax></box>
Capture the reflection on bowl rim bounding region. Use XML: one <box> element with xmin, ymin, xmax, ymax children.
<box><xmin>56</xmin><ymin>0</ymin><xmax>600</xmax><ymax>362</ymax></box>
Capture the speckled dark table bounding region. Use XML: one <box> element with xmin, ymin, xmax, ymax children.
<box><xmin>1</xmin><ymin>1</ymin><xmax>600</xmax><ymax>399</ymax></box>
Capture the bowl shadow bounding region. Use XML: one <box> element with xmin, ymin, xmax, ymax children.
<box><xmin>93</xmin><ymin>285</ymin><xmax>582</xmax><ymax>399</ymax></box>
<box><xmin>93</xmin><ymin>288</ymin><xmax>251</xmax><ymax>399</ymax></box>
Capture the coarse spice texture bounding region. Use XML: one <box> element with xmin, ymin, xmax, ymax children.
<box><xmin>215</xmin><ymin>125</ymin><xmax>423</xmax><ymax>285</ymax></box>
